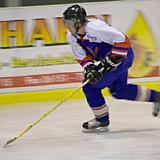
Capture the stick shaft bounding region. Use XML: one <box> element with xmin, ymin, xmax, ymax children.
<box><xmin>13</xmin><ymin>80</ymin><xmax>89</xmax><ymax>141</ymax></box>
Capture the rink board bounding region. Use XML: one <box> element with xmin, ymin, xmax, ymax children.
<box><xmin>0</xmin><ymin>81</ymin><xmax>160</xmax><ymax>105</ymax></box>
<box><xmin>0</xmin><ymin>1</ymin><xmax>160</xmax><ymax>105</ymax></box>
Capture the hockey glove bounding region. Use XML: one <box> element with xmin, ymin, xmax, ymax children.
<box><xmin>84</xmin><ymin>64</ymin><xmax>102</xmax><ymax>84</ymax></box>
<box><xmin>101</xmin><ymin>54</ymin><xmax>125</xmax><ymax>72</ymax></box>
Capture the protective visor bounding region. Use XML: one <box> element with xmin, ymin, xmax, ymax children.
<box><xmin>63</xmin><ymin>19</ymin><xmax>76</xmax><ymax>27</ymax></box>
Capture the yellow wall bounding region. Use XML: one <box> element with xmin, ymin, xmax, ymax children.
<box><xmin>0</xmin><ymin>82</ymin><xmax>160</xmax><ymax>105</ymax></box>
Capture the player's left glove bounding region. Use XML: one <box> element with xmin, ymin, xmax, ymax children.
<box><xmin>101</xmin><ymin>53</ymin><xmax>125</xmax><ymax>72</ymax></box>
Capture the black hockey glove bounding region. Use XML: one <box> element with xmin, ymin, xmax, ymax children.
<box><xmin>84</xmin><ymin>64</ymin><xmax>102</xmax><ymax>84</ymax></box>
<box><xmin>101</xmin><ymin>54</ymin><xmax>125</xmax><ymax>72</ymax></box>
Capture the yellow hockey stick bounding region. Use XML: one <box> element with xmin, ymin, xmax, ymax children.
<box><xmin>3</xmin><ymin>80</ymin><xmax>89</xmax><ymax>147</ymax></box>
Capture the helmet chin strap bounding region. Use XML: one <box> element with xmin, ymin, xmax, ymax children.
<box><xmin>74</xmin><ymin>22</ymin><xmax>81</xmax><ymax>34</ymax></box>
<box><xmin>74</xmin><ymin>22</ymin><xmax>86</xmax><ymax>36</ymax></box>
<box><xmin>76</xmin><ymin>26</ymin><xmax>80</xmax><ymax>34</ymax></box>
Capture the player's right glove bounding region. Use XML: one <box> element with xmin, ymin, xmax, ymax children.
<box><xmin>100</xmin><ymin>53</ymin><xmax>125</xmax><ymax>72</ymax></box>
<box><xmin>84</xmin><ymin>64</ymin><xmax>102</xmax><ymax>84</ymax></box>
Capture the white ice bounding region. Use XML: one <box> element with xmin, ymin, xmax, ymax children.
<box><xmin>0</xmin><ymin>97</ymin><xmax>160</xmax><ymax>160</ymax></box>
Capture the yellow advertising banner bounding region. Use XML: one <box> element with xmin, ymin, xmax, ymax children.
<box><xmin>127</xmin><ymin>11</ymin><xmax>159</xmax><ymax>78</ymax></box>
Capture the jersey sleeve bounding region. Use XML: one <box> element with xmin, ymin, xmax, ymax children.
<box><xmin>67</xmin><ymin>31</ymin><xmax>94</xmax><ymax>67</ymax></box>
<box><xmin>111</xmin><ymin>35</ymin><xmax>131</xmax><ymax>58</ymax></box>
<box><xmin>92</xmin><ymin>21</ymin><xmax>131</xmax><ymax>58</ymax></box>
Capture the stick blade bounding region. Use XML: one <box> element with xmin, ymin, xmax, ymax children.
<box><xmin>3</xmin><ymin>137</ymin><xmax>16</xmax><ymax>147</ymax></box>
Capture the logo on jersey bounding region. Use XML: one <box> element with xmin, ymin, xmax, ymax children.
<box><xmin>86</xmin><ymin>33</ymin><xmax>97</xmax><ymax>41</ymax></box>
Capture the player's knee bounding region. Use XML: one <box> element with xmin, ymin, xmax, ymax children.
<box><xmin>111</xmin><ymin>91</ymin><xmax>124</xmax><ymax>99</ymax></box>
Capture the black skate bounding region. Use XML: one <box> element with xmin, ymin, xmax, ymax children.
<box><xmin>152</xmin><ymin>92</ymin><xmax>160</xmax><ymax>117</ymax></box>
<box><xmin>82</xmin><ymin>119</ymin><xmax>110</xmax><ymax>132</ymax></box>
<box><xmin>152</xmin><ymin>102</ymin><xmax>160</xmax><ymax>117</ymax></box>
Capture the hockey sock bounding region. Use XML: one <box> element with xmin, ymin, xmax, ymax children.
<box><xmin>135</xmin><ymin>85</ymin><xmax>157</xmax><ymax>102</ymax></box>
<box><xmin>83</xmin><ymin>83</ymin><xmax>109</xmax><ymax>122</ymax></box>
<box><xmin>110</xmin><ymin>83</ymin><xmax>157</xmax><ymax>102</ymax></box>
<box><xmin>92</xmin><ymin>104</ymin><xmax>109</xmax><ymax>122</ymax></box>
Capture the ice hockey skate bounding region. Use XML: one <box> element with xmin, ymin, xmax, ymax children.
<box><xmin>152</xmin><ymin>92</ymin><xmax>160</xmax><ymax>117</ymax></box>
<box><xmin>152</xmin><ymin>102</ymin><xmax>160</xmax><ymax>117</ymax></box>
<box><xmin>82</xmin><ymin>119</ymin><xmax>110</xmax><ymax>133</ymax></box>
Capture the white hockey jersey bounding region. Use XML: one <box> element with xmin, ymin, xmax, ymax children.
<box><xmin>67</xmin><ymin>19</ymin><xmax>131</xmax><ymax>67</ymax></box>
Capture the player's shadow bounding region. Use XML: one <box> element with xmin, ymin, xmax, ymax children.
<box><xmin>103</xmin><ymin>128</ymin><xmax>160</xmax><ymax>134</ymax></box>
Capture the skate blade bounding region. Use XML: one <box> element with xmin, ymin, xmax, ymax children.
<box><xmin>82</xmin><ymin>127</ymin><xmax>109</xmax><ymax>133</ymax></box>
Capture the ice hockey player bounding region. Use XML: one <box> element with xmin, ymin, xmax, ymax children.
<box><xmin>63</xmin><ymin>4</ymin><xmax>160</xmax><ymax>132</ymax></box>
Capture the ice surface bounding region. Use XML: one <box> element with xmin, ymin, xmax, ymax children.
<box><xmin>0</xmin><ymin>97</ymin><xmax>160</xmax><ymax>160</ymax></box>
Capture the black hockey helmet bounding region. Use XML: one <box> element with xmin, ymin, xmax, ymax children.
<box><xmin>63</xmin><ymin>4</ymin><xmax>87</xmax><ymax>27</ymax></box>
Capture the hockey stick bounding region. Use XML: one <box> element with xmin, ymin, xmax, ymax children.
<box><xmin>3</xmin><ymin>80</ymin><xmax>89</xmax><ymax>147</ymax></box>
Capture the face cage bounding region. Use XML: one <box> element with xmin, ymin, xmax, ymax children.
<box><xmin>63</xmin><ymin>19</ymin><xmax>76</xmax><ymax>27</ymax></box>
